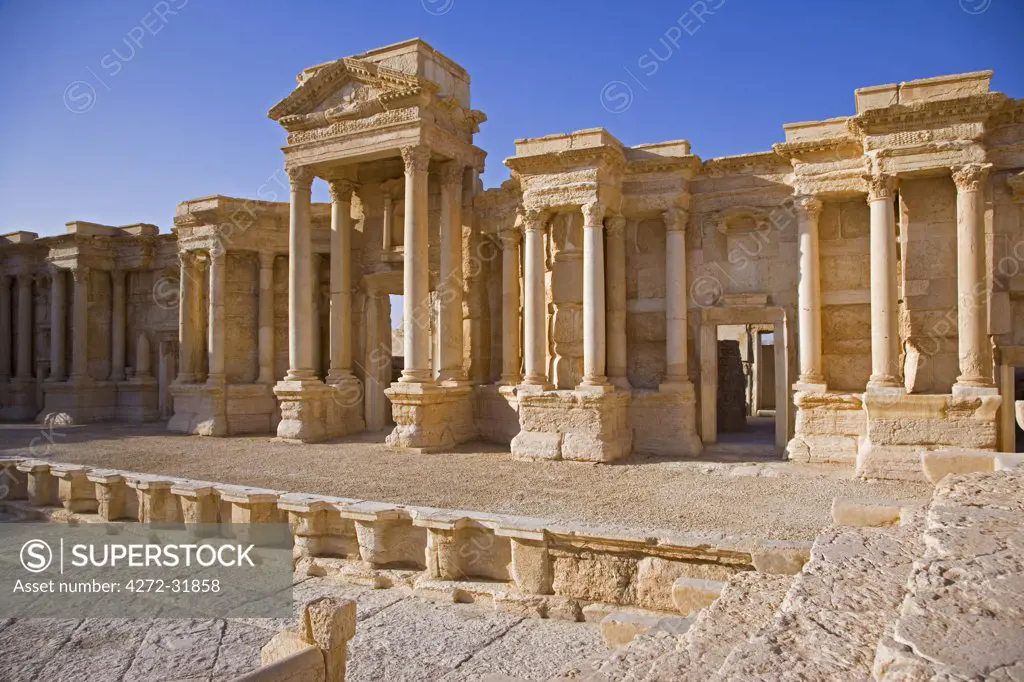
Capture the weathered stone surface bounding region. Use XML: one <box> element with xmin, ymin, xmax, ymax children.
<box><xmin>831</xmin><ymin>496</ymin><xmax>920</xmax><ymax>527</ymax></box>
<box><xmin>599</xmin><ymin>609</ymin><xmax>691</xmax><ymax>648</ymax></box>
<box><xmin>670</xmin><ymin>577</ymin><xmax>725</xmax><ymax>616</ymax></box>
<box><xmin>920</xmin><ymin>448</ymin><xmax>996</xmax><ymax>483</ymax></box>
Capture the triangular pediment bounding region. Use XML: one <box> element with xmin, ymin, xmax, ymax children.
<box><xmin>268</xmin><ymin>57</ymin><xmax>434</xmax><ymax>130</ymax></box>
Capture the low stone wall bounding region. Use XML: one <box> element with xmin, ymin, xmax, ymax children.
<box><xmin>0</xmin><ymin>456</ymin><xmax>810</xmax><ymax>617</ymax></box>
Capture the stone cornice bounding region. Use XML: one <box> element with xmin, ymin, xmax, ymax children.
<box><xmin>504</xmin><ymin>145</ymin><xmax>626</xmax><ymax>176</ymax></box>
<box><xmin>701</xmin><ymin>151</ymin><xmax>787</xmax><ymax>177</ymax></box>
<box><xmin>847</xmin><ymin>92</ymin><xmax>1009</xmax><ymax>137</ymax></box>
<box><xmin>624</xmin><ymin>154</ymin><xmax>702</xmax><ymax>177</ymax></box>
<box><xmin>772</xmin><ymin>136</ymin><xmax>862</xmax><ymax>161</ymax></box>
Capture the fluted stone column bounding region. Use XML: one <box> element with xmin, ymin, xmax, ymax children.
<box><xmin>580</xmin><ymin>201</ymin><xmax>608</xmax><ymax>389</ymax></box>
<box><xmin>605</xmin><ymin>214</ymin><xmax>629</xmax><ymax>390</ymax></box>
<box><xmin>48</xmin><ymin>268</ymin><xmax>66</xmax><ymax>382</ymax></box>
<box><xmin>499</xmin><ymin>229</ymin><xmax>522</xmax><ymax>385</ymax></box>
<box><xmin>327</xmin><ymin>180</ymin><xmax>357</xmax><ymax>384</ymax></box>
<box><xmin>285</xmin><ymin>167</ymin><xmax>316</xmax><ymax>382</ymax></box>
<box><xmin>952</xmin><ymin>163</ymin><xmax>994</xmax><ymax>390</ymax></box>
<box><xmin>661</xmin><ymin>207</ymin><xmax>692</xmax><ymax>390</ymax></box>
<box><xmin>256</xmin><ymin>252</ymin><xmax>275</xmax><ymax>384</ymax></box>
<box><xmin>176</xmin><ymin>253</ymin><xmax>197</xmax><ymax>383</ymax></box>
<box><xmin>399</xmin><ymin>145</ymin><xmax>432</xmax><ymax>384</ymax></box>
<box><xmin>522</xmin><ymin>210</ymin><xmax>550</xmax><ymax>387</ymax></box>
<box><xmin>69</xmin><ymin>267</ymin><xmax>89</xmax><ymax>383</ymax></box>
<box><xmin>866</xmin><ymin>173</ymin><xmax>900</xmax><ymax>389</ymax></box>
<box><xmin>794</xmin><ymin>195</ymin><xmax>825</xmax><ymax>388</ymax></box>
<box><xmin>438</xmin><ymin>162</ymin><xmax>467</xmax><ymax>385</ymax></box>
<box><xmin>0</xmin><ymin>275</ymin><xmax>11</xmax><ymax>381</ymax></box>
<box><xmin>110</xmin><ymin>270</ymin><xmax>126</xmax><ymax>382</ymax></box>
<box><xmin>206</xmin><ymin>247</ymin><xmax>226</xmax><ymax>386</ymax></box>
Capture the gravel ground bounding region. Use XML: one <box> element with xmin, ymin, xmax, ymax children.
<box><xmin>0</xmin><ymin>422</ymin><xmax>932</xmax><ymax>541</ymax></box>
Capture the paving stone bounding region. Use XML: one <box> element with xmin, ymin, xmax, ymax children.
<box><xmin>211</xmin><ymin>620</ymin><xmax>277</xmax><ymax>680</ymax></box>
<box><xmin>122</xmin><ymin>618</ymin><xmax>225</xmax><ymax>682</ymax></box>
<box><xmin>0</xmin><ymin>619</ymin><xmax>82</xmax><ymax>682</ymax></box>
<box><xmin>34</xmin><ymin>618</ymin><xmax>151</xmax><ymax>681</ymax></box>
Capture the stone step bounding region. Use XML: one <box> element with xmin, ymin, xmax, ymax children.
<box><xmin>713</xmin><ymin>522</ymin><xmax>922</xmax><ymax>681</ymax></box>
<box><xmin>874</xmin><ymin>469</ymin><xmax>1024</xmax><ymax>680</ymax></box>
<box><xmin>642</xmin><ymin>571</ymin><xmax>792</xmax><ymax>681</ymax></box>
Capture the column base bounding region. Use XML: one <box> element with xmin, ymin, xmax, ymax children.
<box><xmin>786</xmin><ymin>390</ymin><xmax>863</xmax><ymax>465</ymax></box>
<box><xmin>384</xmin><ymin>383</ymin><xmax>476</xmax><ymax>453</ymax></box>
<box><xmin>115</xmin><ymin>378</ymin><xmax>160</xmax><ymax>423</ymax></box>
<box><xmin>274</xmin><ymin>378</ymin><xmax>365</xmax><ymax>443</ymax></box>
<box><xmin>951</xmin><ymin>382</ymin><xmax>1000</xmax><ymax>399</ymax></box>
<box><xmin>631</xmin><ymin>383</ymin><xmax>702</xmax><ymax>457</ymax></box>
<box><xmin>512</xmin><ymin>389</ymin><xmax>632</xmax><ymax>462</ymax></box>
<box><xmin>37</xmin><ymin>381</ymin><xmax>118</xmax><ymax>425</ymax></box>
<box><xmin>855</xmin><ymin>391</ymin><xmax>1001</xmax><ymax>481</ymax></box>
<box><xmin>168</xmin><ymin>382</ymin><xmax>227</xmax><ymax>436</ymax></box>
<box><xmin>0</xmin><ymin>378</ymin><xmax>38</xmax><ymax>422</ymax></box>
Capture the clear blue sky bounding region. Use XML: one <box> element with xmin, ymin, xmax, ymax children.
<box><xmin>1</xmin><ymin>0</ymin><xmax>1022</xmax><ymax>239</ymax></box>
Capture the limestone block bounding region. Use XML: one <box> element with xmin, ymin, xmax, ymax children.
<box><xmin>921</xmin><ymin>449</ymin><xmax>996</xmax><ymax>484</ymax></box>
<box><xmin>830</xmin><ymin>497</ymin><xmax>916</xmax><ymax>527</ymax></box>
<box><xmin>17</xmin><ymin>461</ymin><xmax>57</xmax><ymax>506</ymax></box>
<box><xmin>51</xmin><ymin>465</ymin><xmax>98</xmax><ymax>513</ymax></box>
<box><xmin>551</xmin><ymin>550</ymin><xmax>636</xmax><ymax>605</ymax></box>
<box><xmin>219</xmin><ymin>486</ymin><xmax>281</xmax><ymax>524</ymax></box>
<box><xmin>599</xmin><ymin>610</ymin><xmax>691</xmax><ymax>648</ymax></box>
<box><xmin>671</xmin><ymin>577</ymin><xmax>725</xmax><ymax>616</ymax></box>
<box><xmin>0</xmin><ymin>460</ymin><xmax>28</xmax><ymax>500</ymax></box>
<box><xmin>750</xmin><ymin>541</ymin><xmax>811</xmax><ymax>575</ymax></box>
<box><xmin>171</xmin><ymin>481</ymin><xmax>219</xmax><ymax>525</ymax></box>
<box><xmin>514</xmin><ymin>390</ymin><xmax>632</xmax><ymax>463</ymax></box>
<box><xmin>509</xmin><ymin>430</ymin><xmax>561</xmax><ymax>460</ymax></box>
<box><xmin>259</xmin><ymin>629</ymin><xmax>315</xmax><ymax>667</ymax></box>
<box><xmin>628</xmin><ymin>390</ymin><xmax>702</xmax><ymax>458</ymax></box>
<box><xmin>385</xmin><ymin>384</ymin><xmax>476</xmax><ymax>452</ymax></box>
<box><xmin>87</xmin><ymin>471</ymin><xmax>129</xmax><ymax>520</ymax></box>
<box><xmin>128</xmin><ymin>477</ymin><xmax>182</xmax><ymax>523</ymax></box>
<box><xmin>342</xmin><ymin>502</ymin><xmax>425</xmax><ymax>569</ymax></box>
<box><xmin>634</xmin><ymin>557</ymin><xmax>735</xmax><ymax>612</ymax></box>
<box><xmin>302</xmin><ymin>597</ymin><xmax>357</xmax><ymax>651</ymax></box>
<box><xmin>509</xmin><ymin>538</ymin><xmax>552</xmax><ymax>595</ymax></box>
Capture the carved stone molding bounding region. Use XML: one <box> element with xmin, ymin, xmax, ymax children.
<box><xmin>865</xmin><ymin>173</ymin><xmax>897</xmax><ymax>202</ymax></box>
<box><xmin>663</xmin><ymin>207</ymin><xmax>688</xmax><ymax>232</ymax></box>
<box><xmin>581</xmin><ymin>201</ymin><xmax>605</xmax><ymax>227</ymax></box>
<box><xmin>286</xmin><ymin>166</ymin><xmax>314</xmax><ymax>190</ymax></box>
<box><xmin>951</xmin><ymin>163</ymin><xmax>992</xmax><ymax>193</ymax></box>
<box><xmin>328</xmin><ymin>179</ymin><xmax>358</xmax><ymax>203</ymax></box>
<box><xmin>794</xmin><ymin>195</ymin><xmax>823</xmax><ymax>221</ymax></box>
<box><xmin>400</xmin><ymin>145</ymin><xmax>431</xmax><ymax>174</ymax></box>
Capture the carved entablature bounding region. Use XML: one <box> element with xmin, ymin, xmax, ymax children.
<box><xmin>773</xmin><ymin>136</ymin><xmax>863</xmax><ymax>164</ymax></box>
<box><xmin>473</xmin><ymin>180</ymin><xmax>521</xmax><ymax>235</ymax></box>
<box><xmin>701</xmin><ymin>152</ymin><xmax>788</xmax><ymax>178</ymax></box>
<box><xmin>714</xmin><ymin>206</ymin><xmax>771</xmax><ymax>235</ymax></box>
<box><xmin>846</xmin><ymin>93</ymin><xmax>1009</xmax><ymax>137</ymax></box>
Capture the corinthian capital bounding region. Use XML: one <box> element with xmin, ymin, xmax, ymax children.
<box><xmin>286</xmin><ymin>166</ymin><xmax>314</xmax><ymax>190</ymax></box>
<box><xmin>663</xmin><ymin>207</ymin><xmax>688</xmax><ymax>232</ymax></box>
<box><xmin>794</xmin><ymin>195</ymin><xmax>823</xmax><ymax>221</ymax></box>
<box><xmin>606</xmin><ymin>214</ymin><xmax>626</xmax><ymax>234</ymax></box>
<box><xmin>951</xmin><ymin>163</ymin><xmax>991</xmax><ymax>193</ymax></box>
<box><xmin>498</xmin><ymin>228</ymin><xmax>521</xmax><ymax>249</ymax></box>
<box><xmin>400</xmin><ymin>145</ymin><xmax>431</xmax><ymax>174</ymax></box>
<box><xmin>865</xmin><ymin>173</ymin><xmax>896</xmax><ymax>202</ymax></box>
<box><xmin>523</xmin><ymin>209</ymin><xmax>547</xmax><ymax>233</ymax></box>
<box><xmin>328</xmin><ymin>179</ymin><xmax>358</xmax><ymax>203</ymax></box>
<box><xmin>581</xmin><ymin>201</ymin><xmax>605</xmax><ymax>227</ymax></box>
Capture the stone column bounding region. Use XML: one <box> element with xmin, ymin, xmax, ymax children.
<box><xmin>399</xmin><ymin>145</ymin><xmax>432</xmax><ymax>384</ymax></box>
<box><xmin>206</xmin><ymin>246</ymin><xmax>226</xmax><ymax>385</ymax></box>
<box><xmin>662</xmin><ymin>207</ymin><xmax>691</xmax><ymax>389</ymax></box>
<box><xmin>285</xmin><ymin>166</ymin><xmax>317</xmax><ymax>382</ymax></box>
<box><xmin>48</xmin><ymin>268</ymin><xmax>66</xmax><ymax>382</ymax></box>
<box><xmin>952</xmin><ymin>163</ymin><xmax>994</xmax><ymax>390</ymax></box>
<box><xmin>176</xmin><ymin>253</ymin><xmax>196</xmax><ymax>383</ymax></box>
<box><xmin>499</xmin><ymin>228</ymin><xmax>522</xmax><ymax>385</ymax></box>
<box><xmin>15</xmin><ymin>273</ymin><xmax>33</xmax><ymax>379</ymax></box>
<box><xmin>69</xmin><ymin>267</ymin><xmax>89</xmax><ymax>383</ymax></box>
<box><xmin>866</xmin><ymin>173</ymin><xmax>900</xmax><ymax>389</ymax></box>
<box><xmin>438</xmin><ymin>161</ymin><xmax>467</xmax><ymax>385</ymax></box>
<box><xmin>381</xmin><ymin>179</ymin><xmax>400</xmax><ymax>252</ymax></box>
<box><xmin>0</xmin><ymin>275</ymin><xmax>11</xmax><ymax>381</ymax></box>
<box><xmin>327</xmin><ymin>179</ymin><xmax>357</xmax><ymax>384</ymax></box>
<box><xmin>522</xmin><ymin>210</ymin><xmax>550</xmax><ymax>387</ymax></box>
<box><xmin>256</xmin><ymin>251</ymin><xmax>276</xmax><ymax>384</ymax></box>
<box><xmin>580</xmin><ymin>201</ymin><xmax>608</xmax><ymax>389</ymax></box>
<box><xmin>110</xmin><ymin>270</ymin><xmax>127</xmax><ymax>382</ymax></box>
<box><xmin>605</xmin><ymin>214</ymin><xmax>629</xmax><ymax>390</ymax></box>
<box><xmin>794</xmin><ymin>195</ymin><xmax>825</xmax><ymax>388</ymax></box>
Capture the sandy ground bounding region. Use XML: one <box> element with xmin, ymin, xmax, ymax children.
<box><xmin>0</xmin><ymin>422</ymin><xmax>931</xmax><ymax>541</ymax></box>
<box><xmin>2</xmin><ymin>578</ymin><xmax>609</xmax><ymax>681</ymax></box>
